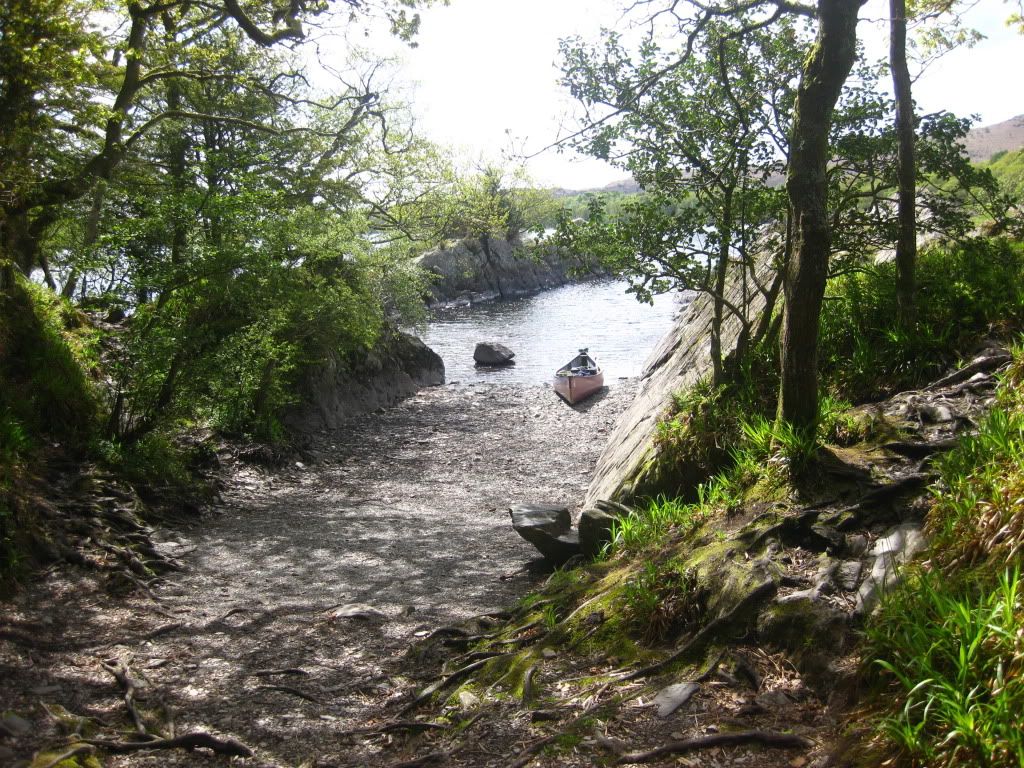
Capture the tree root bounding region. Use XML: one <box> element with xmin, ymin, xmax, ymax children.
<box><xmin>257</xmin><ymin>684</ymin><xmax>320</xmax><ymax>703</ymax></box>
<box><xmin>400</xmin><ymin>654</ymin><xmax>512</xmax><ymax>716</ymax></box>
<box><xmin>621</xmin><ymin>581</ymin><xmax>776</xmax><ymax>681</ymax></box>
<box><xmin>505</xmin><ymin>682</ymin><xmax>612</xmax><ymax>768</ymax></box>
<box><xmin>37</xmin><ymin>744</ymin><xmax>96</xmax><ymax>768</ymax></box>
<box><xmin>83</xmin><ymin>732</ymin><xmax>254</xmax><ymax>757</ymax></box>
<box><xmin>100</xmin><ymin>659</ymin><xmax>147</xmax><ymax>736</ymax></box>
<box><xmin>614</xmin><ymin>730</ymin><xmax>813</xmax><ymax>763</ymax></box>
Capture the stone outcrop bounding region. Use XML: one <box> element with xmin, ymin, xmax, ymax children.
<box><xmin>584</xmin><ymin>262</ymin><xmax>775</xmax><ymax>507</ymax></box>
<box><xmin>284</xmin><ymin>328</ymin><xmax>444</xmax><ymax>432</ymax></box>
<box><xmin>418</xmin><ymin>237</ymin><xmax>600</xmax><ymax>307</ymax></box>
<box><xmin>509</xmin><ymin>503</ymin><xmax>581</xmax><ymax>566</ymax></box>
<box><xmin>473</xmin><ymin>342</ymin><xmax>516</xmax><ymax>366</ymax></box>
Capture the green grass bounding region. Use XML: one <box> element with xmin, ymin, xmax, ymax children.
<box><xmin>606</xmin><ymin>495</ymin><xmax>706</xmax><ymax>554</ymax></box>
<box><xmin>866</xmin><ymin>345</ymin><xmax>1024</xmax><ymax>767</ymax></box>
<box><xmin>820</xmin><ymin>238</ymin><xmax>1024</xmax><ymax>402</ymax></box>
<box><xmin>868</xmin><ymin>568</ymin><xmax>1024</xmax><ymax>767</ymax></box>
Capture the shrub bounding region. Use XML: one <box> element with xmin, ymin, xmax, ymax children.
<box><xmin>819</xmin><ymin>238</ymin><xmax>1024</xmax><ymax>402</ymax></box>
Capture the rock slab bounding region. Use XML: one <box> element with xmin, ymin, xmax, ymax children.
<box><xmin>509</xmin><ymin>503</ymin><xmax>581</xmax><ymax>565</ymax></box>
<box><xmin>653</xmin><ymin>682</ymin><xmax>700</xmax><ymax>717</ymax></box>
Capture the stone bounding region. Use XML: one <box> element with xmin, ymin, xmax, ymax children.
<box><xmin>285</xmin><ymin>327</ymin><xmax>444</xmax><ymax>431</ymax></box>
<box><xmin>920</xmin><ymin>403</ymin><xmax>955</xmax><ymax>423</ymax></box>
<box><xmin>509</xmin><ymin>503</ymin><xmax>581</xmax><ymax>565</ymax></box>
<box><xmin>653</xmin><ymin>682</ymin><xmax>699</xmax><ymax>717</ymax></box>
<box><xmin>329</xmin><ymin>603</ymin><xmax>387</xmax><ymax>620</ymax></box>
<box><xmin>856</xmin><ymin>523</ymin><xmax>927</xmax><ymax>615</ymax></box>
<box><xmin>836</xmin><ymin>560</ymin><xmax>862</xmax><ymax>592</ymax></box>
<box><xmin>457</xmin><ymin>691</ymin><xmax>480</xmax><ymax>710</ymax></box>
<box><xmin>473</xmin><ymin>342</ymin><xmax>516</xmax><ymax>366</ymax></box>
<box><xmin>578</xmin><ymin>506</ymin><xmax>619</xmax><ymax>558</ymax></box>
<box><xmin>843</xmin><ymin>533</ymin><xmax>869</xmax><ymax>557</ymax></box>
<box><xmin>0</xmin><ymin>713</ymin><xmax>31</xmax><ymax>737</ymax></box>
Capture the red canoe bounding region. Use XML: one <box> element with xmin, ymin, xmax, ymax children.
<box><xmin>553</xmin><ymin>349</ymin><xmax>604</xmax><ymax>404</ymax></box>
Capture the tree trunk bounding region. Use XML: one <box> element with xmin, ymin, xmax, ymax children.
<box><xmin>890</xmin><ymin>0</ymin><xmax>917</xmax><ymax>327</ymax></box>
<box><xmin>778</xmin><ymin>0</ymin><xmax>864</xmax><ymax>431</ymax></box>
<box><xmin>710</xmin><ymin>186</ymin><xmax>734</xmax><ymax>386</ymax></box>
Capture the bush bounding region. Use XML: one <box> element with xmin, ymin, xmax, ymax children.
<box><xmin>866</xmin><ymin>344</ymin><xmax>1024</xmax><ymax>767</ymax></box>
<box><xmin>819</xmin><ymin>238</ymin><xmax>1024</xmax><ymax>402</ymax></box>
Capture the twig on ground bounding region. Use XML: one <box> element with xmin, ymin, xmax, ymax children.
<box><xmin>252</xmin><ymin>667</ymin><xmax>308</xmax><ymax>677</ymax></box>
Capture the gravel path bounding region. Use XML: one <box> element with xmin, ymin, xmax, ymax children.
<box><xmin>1</xmin><ymin>380</ymin><xmax>638</xmax><ymax>767</ymax></box>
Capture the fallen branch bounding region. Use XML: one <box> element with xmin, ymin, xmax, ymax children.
<box><xmin>84</xmin><ymin>731</ymin><xmax>253</xmax><ymax>757</ymax></box>
<box><xmin>615</xmin><ymin>730</ymin><xmax>813</xmax><ymax>763</ymax></box>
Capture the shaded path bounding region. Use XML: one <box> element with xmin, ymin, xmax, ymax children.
<box><xmin>1</xmin><ymin>381</ymin><xmax>637</xmax><ymax>767</ymax></box>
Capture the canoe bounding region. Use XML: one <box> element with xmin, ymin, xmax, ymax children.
<box><xmin>553</xmin><ymin>348</ymin><xmax>604</xmax><ymax>404</ymax></box>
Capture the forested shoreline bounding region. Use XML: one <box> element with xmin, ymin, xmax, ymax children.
<box><xmin>3</xmin><ymin>0</ymin><xmax>1024</xmax><ymax>766</ymax></box>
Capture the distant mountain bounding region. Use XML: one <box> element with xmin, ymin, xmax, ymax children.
<box><xmin>547</xmin><ymin>115</ymin><xmax>1024</xmax><ymax>195</ymax></box>
<box><xmin>963</xmin><ymin>114</ymin><xmax>1024</xmax><ymax>162</ymax></box>
<box><xmin>546</xmin><ymin>178</ymin><xmax>641</xmax><ymax>198</ymax></box>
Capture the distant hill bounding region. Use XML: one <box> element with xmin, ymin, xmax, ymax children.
<box><xmin>548</xmin><ymin>115</ymin><xmax>1024</xmax><ymax>195</ymax></box>
<box><xmin>964</xmin><ymin>114</ymin><xmax>1024</xmax><ymax>162</ymax></box>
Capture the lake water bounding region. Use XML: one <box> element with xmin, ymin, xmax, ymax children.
<box><xmin>418</xmin><ymin>280</ymin><xmax>684</xmax><ymax>385</ymax></box>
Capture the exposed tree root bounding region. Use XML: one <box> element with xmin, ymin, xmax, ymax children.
<box><xmin>504</xmin><ymin>682</ymin><xmax>612</xmax><ymax>768</ymax></box>
<box><xmin>621</xmin><ymin>581</ymin><xmax>776</xmax><ymax>681</ymax></box>
<box><xmin>100</xmin><ymin>659</ymin><xmax>148</xmax><ymax>736</ymax></box>
<box><xmin>614</xmin><ymin>730</ymin><xmax>813</xmax><ymax>763</ymax></box>
<box><xmin>256</xmin><ymin>684</ymin><xmax>321</xmax><ymax>703</ymax></box>
<box><xmin>83</xmin><ymin>732</ymin><xmax>254</xmax><ymax>757</ymax></box>
<box><xmin>400</xmin><ymin>654</ymin><xmax>512</xmax><ymax>716</ymax></box>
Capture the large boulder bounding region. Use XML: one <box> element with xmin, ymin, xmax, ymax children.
<box><xmin>474</xmin><ymin>342</ymin><xmax>516</xmax><ymax>367</ymax></box>
<box><xmin>584</xmin><ymin>258</ymin><xmax>774</xmax><ymax>506</ymax></box>
<box><xmin>284</xmin><ymin>327</ymin><xmax>444</xmax><ymax>431</ymax></box>
<box><xmin>510</xmin><ymin>503</ymin><xmax>581</xmax><ymax>566</ymax></box>
<box><xmin>418</xmin><ymin>236</ymin><xmax>602</xmax><ymax>307</ymax></box>
<box><xmin>578</xmin><ymin>500</ymin><xmax>631</xmax><ymax>558</ymax></box>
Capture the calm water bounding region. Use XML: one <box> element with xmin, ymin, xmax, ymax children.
<box><xmin>418</xmin><ymin>280</ymin><xmax>684</xmax><ymax>385</ymax></box>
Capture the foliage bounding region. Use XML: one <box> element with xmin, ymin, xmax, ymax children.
<box><xmin>866</xmin><ymin>345</ymin><xmax>1024</xmax><ymax>767</ymax></box>
<box><xmin>985</xmin><ymin>147</ymin><xmax>1024</xmax><ymax>202</ymax></box>
<box><xmin>869</xmin><ymin>568</ymin><xmax>1024</xmax><ymax>768</ymax></box>
<box><xmin>428</xmin><ymin>161</ymin><xmax>558</xmax><ymax>246</ymax></box>
<box><xmin>607</xmin><ymin>495</ymin><xmax>706</xmax><ymax>554</ymax></box>
<box><xmin>555</xmin><ymin>17</ymin><xmax>799</xmax><ymax>381</ymax></box>
<box><xmin>0</xmin><ymin>278</ymin><xmax>99</xmax><ymax>447</ymax></box>
<box><xmin>621</xmin><ymin>560</ymin><xmax>707</xmax><ymax>644</ymax></box>
<box><xmin>926</xmin><ymin>351</ymin><xmax>1024</xmax><ymax>567</ymax></box>
<box><xmin>819</xmin><ymin>238</ymin><xmax>1024</xmax><ymax>402</ymax></box>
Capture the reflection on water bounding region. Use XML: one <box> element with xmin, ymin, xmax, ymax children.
<box><xmin>418</xmin><ymin>280</ymin><xmax>684</xmax><ymax>385</ymax></box>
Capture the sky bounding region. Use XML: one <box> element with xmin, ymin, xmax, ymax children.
<box><xmin>329</xmin><ymin>0</ymin><xmax>1024</xmax><ymax>190</ymax></box>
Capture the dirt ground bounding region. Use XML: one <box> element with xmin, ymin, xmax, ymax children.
<box><xmin>0</xmin><ymin>380</ymin><xmax>639</xmax><ymax>767</ymax></box>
